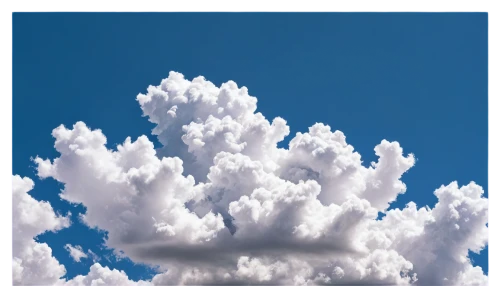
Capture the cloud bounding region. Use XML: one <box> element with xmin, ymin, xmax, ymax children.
<box><xmin>12</xmin><ymin>175</ymin><xmax>150</xmax><ymax>285</ymax></box>
<box><xmin>65</xmin><ymin>244</ymin><xmax>88</xmax><ymax>262</ymax></box>
<box><xmin>27</xmin><ymin>72</ymin><xmax>488</xmax><ymax>285</ymax></box>
<box><xmin>87</xmin><ymin>249</ymin><xmax>100</xmax><ymax>263</ymax></box>
<box><xmin>12</xmin><ymin>175</ymin><xmax>70</xmax><ymax>285</ymax></box>
<box><xmin>60</xmin><ymin>263</ymin><xmax>151</xmax><ymax>286</ymax></box>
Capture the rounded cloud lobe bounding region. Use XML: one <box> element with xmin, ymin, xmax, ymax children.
<box><xmin>14</xmin><ymin>72</ymin><xmax>487</xmax><ymax>285</ymax></box>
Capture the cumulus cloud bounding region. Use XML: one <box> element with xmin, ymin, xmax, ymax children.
<box><xmin>12</xmin><ymin>175</ymin><xmax>150</xmax><ymax>285</ymax></box>
<box><xmin>60</xmin><ymin>263</ymin><xmax>151</xmax><ymax>286</ymax></box>
<box><xmin>23</xmin><ymin>72</ymin><xmax>488</xmax><ymax>285</ymax></box>
<box><xmin>12</xmin><ymin>175</ymin><xmax>70</xmax><ymax>285</ymax></box>
<box><xmin>65</xmin><ymin>244</ymin><xmax>88</xmax><ymax>262</ymax></box>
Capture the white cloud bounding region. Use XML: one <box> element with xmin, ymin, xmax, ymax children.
<box><xmin>61</xmin><ymin>263</ymin><xmax>152</xmax><ymax>286</ymax></box>
<box><xmin>64</xmin><ymin>244</ymin><xmax>88</xmax><ymax>262</ymax></box>
<box><xmin>12</xmin><ymin>175</ymin><xmax>70</xmax><ymax>285</ymax></box>
<box><xmin>27</xmin><ymin>72</ymin><xmax>488</xmax><ymax>285</ymax></box>
<box><xmin>12</xmin><ymin>175</ymin><xmax>151</xmax><ymax>285</ymax></box>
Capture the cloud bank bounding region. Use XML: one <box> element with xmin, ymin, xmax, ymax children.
<box><xmin>14</xmin><ymin>72</ymin><xmax>487</xmax><ymax>285</ymax></box>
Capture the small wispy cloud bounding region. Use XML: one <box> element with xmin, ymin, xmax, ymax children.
<box><xmin>64</xmin><ymin>244</ymin><xmax>88</xmax><ymax>262</ymax></box>
<box><xmin>87</xmin><ymin>249</ymin><xmax>100</xmax><ymax>263</ymax></box>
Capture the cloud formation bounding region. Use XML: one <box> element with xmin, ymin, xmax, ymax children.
<box><xmin>12</xmin><ymin>175</ymin><xmax>70</xmax><ymax>285</ymax></box>
<box><xmin>14</xmin><ymin>72</ymin><xmax>487</xmax><ymax>285</ymax></box>
<box><xmin>64</xmin><ymin>244</ymin><xmax>88</xmax><ymax>262</ymax></box>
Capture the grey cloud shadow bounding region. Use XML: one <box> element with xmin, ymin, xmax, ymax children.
<box><xmin>127</xmin><ymin>230</ymin><xmax>361</xmax><ymax>267</ymax></box>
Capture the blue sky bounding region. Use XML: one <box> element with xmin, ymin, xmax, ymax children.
<box><xmin>13</xmin><ymin>13</ymin><xmax>488</xmax><ymax>281</ymax></box>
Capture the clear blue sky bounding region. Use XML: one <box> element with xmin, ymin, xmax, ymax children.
<box><xmin>13</xmin><ymin>13</ymin><xmax>488</xmax><ymax>280</ymax></box>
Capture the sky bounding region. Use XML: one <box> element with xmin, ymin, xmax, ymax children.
<box><xmin>12</xmin><ymin>13</ymin><xmax>488</xmax><ymax>284</ymax></box>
